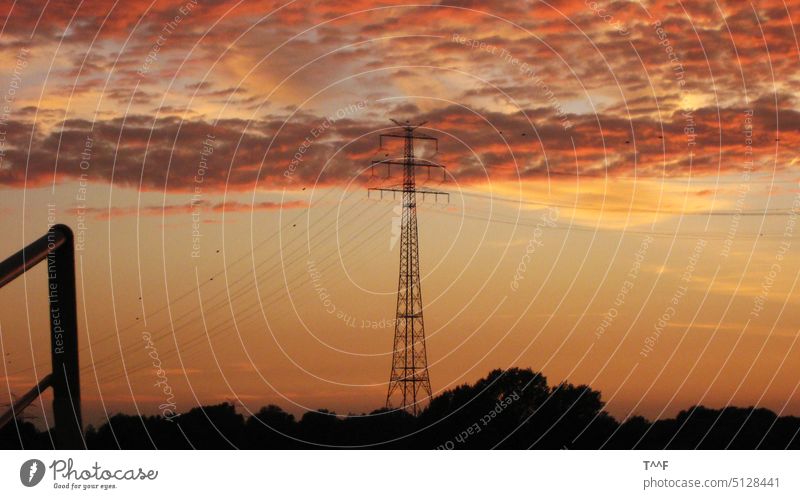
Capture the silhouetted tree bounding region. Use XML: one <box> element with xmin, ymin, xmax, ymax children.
<box><xmin>298</xmin><ymin>409</ymin><xmax>339</xmax><ymax>447</ymax></box>
<box><xmin>0</xmin><ymin>419</ymin><xmax>50</xmax><ymax>449</ymax></box>
<box><xmin>5</xmin><ymin>367</ymin><xmax>800</xmax><ymax>449</ymax></box>
<box><xmin>244</xmin><ymin>405</ymin><xmax>298</xmax><ymax>449</ymax></box>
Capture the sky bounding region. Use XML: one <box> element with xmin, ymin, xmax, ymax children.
<box><xmin>2</xmin><ymin>0</ymin><xmax>800</xmax><ymax>426</ymax></box>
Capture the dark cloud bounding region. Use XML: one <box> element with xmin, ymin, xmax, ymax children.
<box><xmin>1</xmin><ymin>99</ymin><xmax>796</xmax><ymax>192</ymax></box>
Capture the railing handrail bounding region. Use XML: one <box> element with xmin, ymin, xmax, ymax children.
<box><xmin>0</xmin><ymin>374</ymin><xmax>52</xmax><ymax>429</ymax></box>
<box><xmin>0</xmin><ymin>225</ymin><xmax>69</xmax><ymax>288</ymax></box>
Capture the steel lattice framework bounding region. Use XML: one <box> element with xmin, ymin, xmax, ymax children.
<box><xmin>368</xmin><ymin>120</ymin><xmax>447</xmax><ymax>415</ymax></box>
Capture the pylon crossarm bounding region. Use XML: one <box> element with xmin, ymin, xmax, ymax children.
<box><xmin>380</xmin><ymin>132</ymin><xmax>437</xmax><ymax>141</ymax></box>
<box><xmin>370</xmin><ymin>159</ymin><xmax>442</xmax><ymax>168</ymax></box>
<box><xmin>379</xmin><ymin>129</ymin><xmax>438</xmax><ymax>152</ymax></box>
<box><xmin>368</xmin><ymin>186</ymin><xmax>448</xmax><ymax>201</ymax></box>
<box><xmin>367</xmin><ymin>186</ymin><xmax>402</xmax><ymax>200</ymax></box>
<box><xmin>370</xmin><ymin>159</ymin><xmax>446</xmax><ymax>181</ymax></box>
<box><xmin>390</xmin><ymin>119</ymin><xmax>427</xmax><ymax>128</ymax></box>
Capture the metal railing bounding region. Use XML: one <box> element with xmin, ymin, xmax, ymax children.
<box><xmin>0</xmin><ymin>224</ymin><xmax>83</xmax><ymax>448</ymax></box>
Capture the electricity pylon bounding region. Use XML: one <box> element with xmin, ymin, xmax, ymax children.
<box><xmin>368</xmin><ymin>119</ymin><xmax>447</xmax><ymax>415</ymax></box>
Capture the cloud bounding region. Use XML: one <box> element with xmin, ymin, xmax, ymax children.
<box><xmin>0</xmin><ymin>97</ymin><xmax>795</xmax><ymax>193</ymax></box>
<box><xmin>0</xmin><ymin>0</ymin><xmax>797</xmax><ymax>196</ymax></box>
<box><xmin>66</xmin><ymin>199</ymin><xmax>307</xmax><ymax>220</ymax></box>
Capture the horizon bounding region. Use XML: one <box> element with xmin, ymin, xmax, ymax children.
<box><xmin>3</xmin><ymin>0</ymin><xmax>800</xmax><ymax>435</ymax></box>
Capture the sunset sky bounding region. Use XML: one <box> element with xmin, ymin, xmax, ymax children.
<box><xmin>2</xmin><ymin>0</ymin><xmax>800</xmax><ymax>427</ymax></box>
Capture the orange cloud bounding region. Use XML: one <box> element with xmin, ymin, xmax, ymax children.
<box><xmin>66</xmin><ymin>199</ymin><xmax>307</xmax><ymax>220</ymax></box>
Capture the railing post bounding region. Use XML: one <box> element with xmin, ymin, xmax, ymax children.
<box><xmin>47</xmin><ymin>224</ymin><xmax>83</xmax><ymax>449</ymax></box>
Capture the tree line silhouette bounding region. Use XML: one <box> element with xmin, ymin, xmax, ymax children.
<box><xmin>2</xmin><ymin>368</ymin><xmax>799</xmax><ymax>449</ymax></box>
